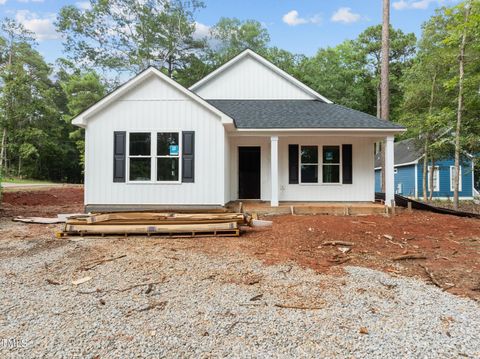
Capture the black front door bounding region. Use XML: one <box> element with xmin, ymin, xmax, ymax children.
<box><xmin>238</xmin><ymin>147</ymin><xmax>261</xmax><ymax>199</ymax></box>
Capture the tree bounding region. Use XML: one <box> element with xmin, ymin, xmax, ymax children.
<box><xmin>60</xmin><ymin>68</ymin><xmax>106</xmax><ymax>168</ymax></box>
<box><xmin>56</xmin><ymin>0</ymin><xmax>205</xmax><ymax>78</ymax></box>
<box><xmin>0</xmin><ymin>19</ymin><xmax>35</xmax><ymax>172</ymax></box>
<box><xmin>208</xmin><ymin>18</ymin><xmax>270</xmax><ymax>65</ymax></box>
<box><xmin>354</xmin><ymin>25</ymin><xmax>416</xmax><ymax>120</ymax></box>
<box><xmin>445</xmin><ymin>0</ymin><xmax>477</xmax><ymax>209</ymax></box>
<box><xmin>380</xmin><ymin>0</ymin><xmax>390</xmax><ymax>193</ymax></box>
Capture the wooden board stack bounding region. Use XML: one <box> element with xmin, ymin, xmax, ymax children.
<box><xmin>57</xmin><ymin>212</ymin><xmax>249</xmax><ymax>238</ymax></box>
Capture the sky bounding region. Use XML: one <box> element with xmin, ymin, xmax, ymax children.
<box><xmin>0</xmin><ymin>0</ymin><xmax>460</xmax><ymax>65</ymax></box>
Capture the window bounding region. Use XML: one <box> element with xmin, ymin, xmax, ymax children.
<box><xmin>157</xmin><ymin>132</ymin><xmax>180</xmax><ymax>181</ymax></box>
<box><xmin>300</xmin><ymin>146</ymin><xmax>318</xmax><ymax>183</ymax></box>
<box><xmin>322</xmin><ymin>146</ymin><xmax>340</xmax><ymax>183</ymax></box>
<box><xmin>127</xmin><ymin>131</ymin><xmax>181</xmax><ymax>182</ymax></box>
<box><xmin>450</xmin><ymin>166</ymin><xmax>462</xmax><ymax>192</ymax></box>
<box><xmin>129</xmin><ymin>133</ymin><xmax>151</xmax><ymax>181</ymax></box>
<box><xmin>427</xmin><ymin>166</ymin><xmax>439</xmax><ymax>192</ymax></box>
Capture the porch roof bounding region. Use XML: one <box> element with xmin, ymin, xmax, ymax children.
<box><xmin>207</xmin><ymin>99</ymin><xmax>405</xmax><ymax>130</ymax></box>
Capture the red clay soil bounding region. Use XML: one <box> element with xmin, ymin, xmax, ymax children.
<box><xmin>1</xmin><ymin>187</ymin><xmax>479</xmax><ymax>301</ymax></box>
<box><xmin>1</xmin><ymin>187</ymin><xmax>84</xmax><ymax>217</ymax></box>
<box><xmin>196</xmin><ymin>212</ymin><xmax>480</xmax><ymax>301</ymax></box>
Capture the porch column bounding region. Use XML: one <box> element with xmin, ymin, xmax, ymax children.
<box><xmin>270</xmin><ymin>136</ymin><xmax>279</xmax><ymax>207</ymax></box>
<box><xmin>385</xmin><ymin>135</ymin><xmax>395</xmax><ymax>207</ymax></box>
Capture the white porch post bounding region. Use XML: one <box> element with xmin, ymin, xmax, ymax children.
<box><xmin>270</xmin><ymin>136</ymin><xmax>279</xmax><ymax>207</ymax></box>
<box><xmin>385</xmin><ymin>135</ymin><xmax>395</xmax><ymax>207</ymax></box>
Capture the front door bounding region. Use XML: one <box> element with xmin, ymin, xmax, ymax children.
<box><xmin>238</xmin><ymin>147</ymin><xmax>261</xmax><ymax>199</ymax></box>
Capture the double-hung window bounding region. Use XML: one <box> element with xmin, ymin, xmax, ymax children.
<box><xmin>450</xmin><ymin>166</ymin><xmax>462</xmax><ymax>192</ymax></box>
<box><xmin>322</xmin><ymin>146</ymin><xmax>340</xmax><ymax>183</ymax></box>
<box><xmin>128</xmin><ymin>132</ymin><xmax>180</xmax><ymax>182</ymax></box>
<box><xmin>157</xmin><ymin>132</ymin><xmax>180</xmax><ymax>181</ymax></box>
<box><xmin>300</xmin><ymin>146</ymin><xmax>318</xmax><ymax>183</ymax></box>
<box><xmin>129</xmin><ymin>132</ymin><xmax>151</xmax><ymax>181</ymax></box>
<box><xmin>299</xmin><ymin>145</ymin><xmax>341</xmax><ymax>184</ymax></box>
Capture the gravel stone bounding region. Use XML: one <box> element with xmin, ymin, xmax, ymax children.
<box><xmin>0</xmin><ymin>235</ymin><xmax>479</xmax><ymax>358</ymax></box>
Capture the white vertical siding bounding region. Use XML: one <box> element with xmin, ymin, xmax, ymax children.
<box><xmin>194</xmin><ymin>56</ymin><xmax>315</xmax><ymax>100</ymax></box>
<box><xmin>229</xmin><ymin>135</ymin><xmax>377</xmax><ymax>202</ymax></box>
<box><xmin>85</xmin><ymin>76</ymin><xmax>225</xmax><ymax>206</ymax></box>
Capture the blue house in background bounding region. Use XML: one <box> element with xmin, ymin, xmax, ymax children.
<box><xmin>375</xmin><ymin>138</ymin><xmax>476</xmax><ymax>200</ymax></box>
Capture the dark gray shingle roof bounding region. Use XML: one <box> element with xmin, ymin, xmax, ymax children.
<box><xmin>375</xmin><ymin>138</ymin><xmax>424</xmax><ymax>168</ymax></box>
<box><xmin>207</xmin><ymin>99</ymin><xmax>405</xmax><ymax>130</ymax></box>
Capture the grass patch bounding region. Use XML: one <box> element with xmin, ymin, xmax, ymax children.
<box><xmin>2</xmin><ymin>178</ymin><xmax>55</xmax><ymax>185</ymax></box>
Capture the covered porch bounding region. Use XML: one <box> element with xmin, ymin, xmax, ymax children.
<box><xmin>226</xmin><ymin>131</ymin><xmax>396</xmax><ymax>208</ymax></box>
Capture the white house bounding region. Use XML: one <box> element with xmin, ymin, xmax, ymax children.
<box><xmin>72</xmin><ymin>49</ymin><xmax>405</xmax><ymax>212</ymax></box>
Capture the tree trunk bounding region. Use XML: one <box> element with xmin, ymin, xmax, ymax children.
<box><xmin>422</xmin><ymin>139</ymin><xmax>428</xmax><ymax>201</ymax></box>
<box><xmin>379</xmin><ymin>0</ymin><xmax>390</xmax><ymax>193</ymax></box>
<box><xmin>381</xmin><ymin>0</ymin><xmax>390</xmax><ymax>122</ymax></box>
<box><xmin>429</xmin><ymin>158</ymin><xmax>435</xmax><ymax>201</ymax></box>
<box><xmin>168</xmin><ymin>55</ymin><xmax>174</xmax><ymax>78</ymax></box>
<box><xmin>0</xmin><ymin>127</ymin><xmax>6</xmax><ymax>173</ymax></box>
<box><xmin>453</xmin><ymin>3</ymin><xmax>470</xmax><ymax>209</ymax></box>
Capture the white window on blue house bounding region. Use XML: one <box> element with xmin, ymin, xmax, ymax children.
<box><xmin>427</xmin><ymin>166</ymin><xmax>440</xmax><ymax>192</ymax></box>
<box><xmin>450</xmin><ymin>166</ymin><xmax>462</xmax><ymax>192</ymax></box>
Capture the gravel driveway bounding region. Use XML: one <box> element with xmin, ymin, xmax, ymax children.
<box><xmin>0</xmin><ymin>226</ymin><xmax>479</xmax><ymax>358</ymax></box>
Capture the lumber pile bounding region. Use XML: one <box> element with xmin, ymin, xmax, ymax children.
<box><xmin>58</xmin><ymin>212</ymin><xmax>250</xmax><ymax>238</ymax></box>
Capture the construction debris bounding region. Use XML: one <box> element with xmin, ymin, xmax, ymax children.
<box><xmin>57</xmin><ymin>212</ymin><xmax>256</xmax><ymax>238</ymax></box>
<box><xmin>14</xmin><ymin>214</ymin><xmax>87</xmax><ymax>224</ymax></box>
<box><xmin>392</xmin><ymin>254</ymin><xmax>427</xmax><ymax>261</ymax></box>
<box><xmin>71</xmin><ymin>277</ymin><xmax>92</xmax><ymax>286</ymax></box>
<box><xmin>322</xmin><ymin>241</ymin><xmax>354</xmax><ymax>247</ymax></box>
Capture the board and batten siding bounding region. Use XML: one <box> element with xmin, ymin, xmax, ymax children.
<box><xmin>84</xmin><ymin>75</ymin><xmax>226</xmax><ymax>206</ymax></box>
<box><xmin>229</xmin><ymin>136</ymin><xmax>377</xmax><ymax>202</ymax></box>
<box><xmin>193</xmin><ymin>56</ymin><xmax>315</xmax><ymax>100</ymax></box>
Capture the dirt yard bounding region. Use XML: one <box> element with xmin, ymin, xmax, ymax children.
<box><xmin>0</xmin><ymin>187</ymin><xmax>479</xmax><ymax>357</ymax></box>
<box><xmin>2</xmin><ymin>187</ymin><xmax>479</xmax><ymax>300</ymax></box>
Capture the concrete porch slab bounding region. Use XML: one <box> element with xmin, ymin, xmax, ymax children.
<box><xmin>226</xmin><ymin>201</ymin><xmax>386</xmax><ymax>216</ymax></box>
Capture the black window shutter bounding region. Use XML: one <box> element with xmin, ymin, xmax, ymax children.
<box><xmin>288</xmin><ymin>144</ymin><xmax>299</xmax><ymax>184</ymax></box>
<box><xmin>342</xmin><ymin>144</ymin><xmax>353</xmax><ymax>184</ymax></box>
<box><xmin>182</xmin><ymin>131</ymin><xmax>195</xmax><ymax>183</ymax></box>
<box><xmin>113</xmin><ymin>131</ymin><xmax>126</xmax><ymax>182</ymax></box>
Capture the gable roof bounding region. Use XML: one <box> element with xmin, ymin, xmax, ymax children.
<box><xmin>375</xmin><ymin>138</ymin><xmax>423</xmax><ymax>168</ymax></box>
<box><xmin>189</xmin><ymin>49</ymin><xmax>333</xmax><ymax>103</ymax></box>
<box><xmin>208</xmin><ymin>100</ymin><xmax>405</xmax><ymax>130</ymax></box>
<box><xmin>71</xmin><ymin>67</ymin><xmax>234</xmax><ymax>128</ymax></box>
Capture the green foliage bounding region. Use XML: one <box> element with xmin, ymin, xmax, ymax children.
<box><xmin>208</xmin><ymin>18</ymin><xmax>270</xmax><ymax>65</ymax></box>
<box><xmin>56</xmin><ymin>0</ymin><xmax>205</xmax><ymax>77</ymax></box>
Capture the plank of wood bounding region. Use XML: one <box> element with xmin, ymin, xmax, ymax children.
<box><xmin>392</xmin><ymin>254</ymin><xmax>427</xmax><ymax>261</ymax></box>
<box><xmin>65</xmin><ymin>222</ymin><xmax>238</xmax><ymax>234</ymax></box>
<box><xmin>84</xmin><ymin>212</ymin><xmax>245</xmax><ymax>225</ymax></box>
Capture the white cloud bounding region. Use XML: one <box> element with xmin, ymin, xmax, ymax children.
<box><xmin>15</xmin><ymin>10</ymin><xmax>59</xmax><ymax>41</ymax></box>
<box><xmin>0</xmin><ymin>0</ymin><xmax>7</xmax><ymax>5</ymax></box>
<box><xmin>282</xmin><ymin>10</ymin><xmax>321</xmax><ymax>26</ymax></box>
<box><xmin>17</xmin><ymin>0</ymin><xmax>45</xmax><ymax>3</ymax></box>
<box><xmin>75</xmin><ymin>1</ymin><xmax>91</xmax><ymax>10</ymax></box>
<box><xmin>193</xmin><ymin>21</ymin><xmax>210</xmax><ymax>39</ymax></box>
<box><xmin>392</xmin><ymin>0</ymin><xmax>455</xmax><ymax>10</ymax></box>
<box><xmin>331</xmin><ymin>7</ymin><xmax>361</xmax><ymax>24</ymax></box>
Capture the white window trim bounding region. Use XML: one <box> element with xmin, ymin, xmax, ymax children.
<box><xmin>126</xmin><ymin>131</ymin><xmax>182</xmax><ymax>184</ymax></box>
<box><xmin>299</xmin><ymin>145</ymin><xmax>342</xmax><ymax>185</ymax></box>
<box><xmin>427</xmin><ymin>165</ymin><xmax>440</xmax><ymax>192</ymax></box>
<box><xmin>450</xmin><ymin>165</ymin><xmax>462</xmax><ymax>192</ymax></box>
